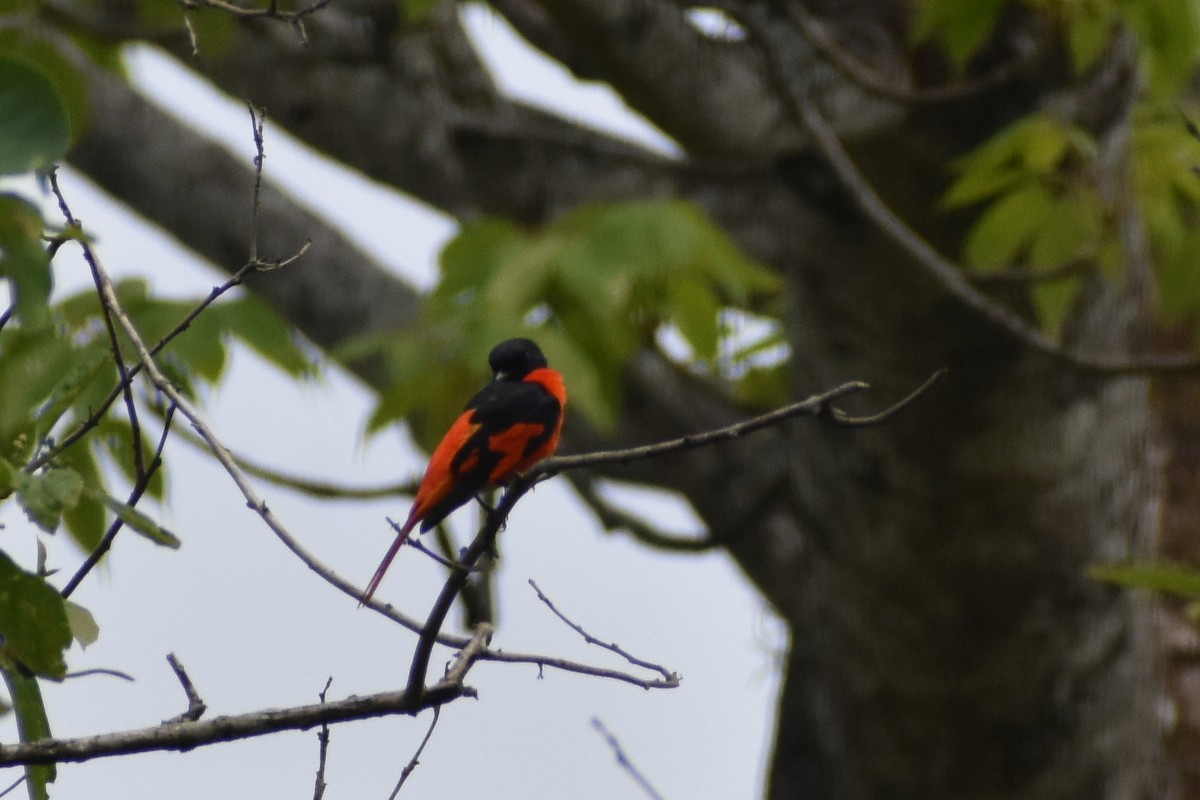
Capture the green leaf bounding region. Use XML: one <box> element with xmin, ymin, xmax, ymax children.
<box><xmin>912</xmin><ymin>0</ymin><xmax>1007</xmax><ymax>69</ymax></box>
<box><xmin>81</xmin><ymin>484</ymin><xmax>180</xmax><ymax>548</ymax></box>
<box><xmin>1031</xmin><ymin>276</ymin><xmax>1082</xmax><ymax>339</ymax></box>
<box><xmin>1090</xmin><ymin>561</ymin><xmax>1200</xmax><ymax>598</ymax></box>
<box><xmin>55</xmin><ymin>442</ymin><xmax>107</xmax><ymax>552</ymax></box>
<box><xmin>64</xmin><ymin>601</ymin><xmax>99</xmax><ymax>649</ymax></box>
<box><xmin>1026</xmin><ymin>190</ymin><xmax>1102</xmax><ymax>270</ymax></box>
<box><xmin>0</xmin><ymin>194</ymin><xmax>52</xmax><ymax>325</ymax></box>
<box><xmin>123</xmin><ymin>297</ymin><xmax>229</xmax><ymax>384</ymax></box>
<box><xmin>0</xmin><ymin>551</ymin><xmax>71</xmax><ymax>678</ymax></box>
<box><xmin>95</xmin><ymin>417</ymin><xmax>163</xmax><ymax>499</ymax></box>
<box><xmin>666</xmin><ymin>276</ymin><xmax>721</xmax><ymax>361</ymax></box>
<box><xmin>537</xmin><ymin>328</ymin><xmax>615</xmax><ymax>429</ymax></box>
<box><xmin>211</xmin><ymin>295</ymin><xmax>313</xmax><ymax>377</ymax></box>
<box><xmin>31</xmin><ymin>345</ymin><xmax>110</xmax><ymax>443</ymax></box>
<box><xmin>1068</xmin><ymin>0</ymin><xmax>1117</xmax><ymax>74</ymax></box>
<box><xmin>734</xmin><ymin>363</ymin><xmax>789</xmax><ymax>407</ymax></box>
<box><xmin>0</xmin><ymin>665</ymin><xmax>55</xmax><ymax>800</ymax></box>
<box><xmin>964</xmin><ymin>183</ymin><xmax>1055</xmax><ymax>269</ymax></box>
<box><xmin>1116</xmin><ymin>0</ymin><xmax>1200</xmax><ymax>97</ymax></box>
<box><xmin>400</xmin><ymin>0</ymin><xmax>440</xmax><ymax>21</ymax></box>
<box><xmin>0</xmin><ymin>57</ymin><xmax>70</xmax><ymax>174</ymax></box>
<box><xmin>16</xmin><ymin>469</ymin><xmax>83</xmax><ymax>534</ymax></box>
<box><xmin>0</xmin><ymin>325</ymin><xmax>94</xmax><ymax>458</ymax></box>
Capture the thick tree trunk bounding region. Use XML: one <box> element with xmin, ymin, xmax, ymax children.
<box><xmin>770</xmin><ymin>221</ymin><xmax>1164</xmax><ymax>799</ymax></box>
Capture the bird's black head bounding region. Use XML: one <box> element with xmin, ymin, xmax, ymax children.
<box><xmin>489</xmin><ymin>338</ymin><xmax>548</xmax><ymax>382</ymax></box>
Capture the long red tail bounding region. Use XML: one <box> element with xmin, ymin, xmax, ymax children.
<box><xmin>359</xmin><ymin>516</ymin><xmax>418</xmax><ymax>606</ymax></box>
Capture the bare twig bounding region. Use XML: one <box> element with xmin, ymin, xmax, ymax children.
<box><xmin>536</xmin><ymin>373</ymin><xmax>939</xmax><ymax>476</ymax></box>
<box><xmin>405</xmin><ymin>534</ymin><xmax>484</xmax><ymax>573</ymax></box>
<box><xmin>444</xmin><ymin>623</ymin><xmax>494</xmax><ymax>685</ymax></box>
<box><xmin>312</xmin><ymin>677</ymin><xmax>333</xmax><ymax>800</ymax></box>
<box><xmin>178</xmin><ymin>0</ymin><xmax>331</xmax><ymax>43</ymax></box>
<box><xmin>0</xmin><ymin>683</ymin><xmax>469</xmax><ymax>768</ymax></box>
<box><xmin>164</xmin><ymin>653</ymin><xmax>207</xmax><ymax>724</ymax></box>
<box><xmin>592</xmin><ymin>718</ymin><xmax>665</xmax><ymax>800</ymax></box>
<box><xmin>529</xmin><ymin>581</ymin><xmax>679</xmax><ymax>687</ymax></box>
<box><xmin>61</xmin><ymin>403</ymin><xmax>177</xmax><ymax>598</ymax></box>
<box><xmin>247</xmin><ymin>105</ymin><xmax>266</xmax><ymax>265</ymax></box>
<box><xmin>476</xmin><ymin>649</ymin><xmax>678</xmax><ymax>690</ymax></box>
<box><xmin>0</xmin><ymin>775</ymin><xmax>24</xmax><ymax>799</ymax></box>
<box><xmin>388</xmin><ymin>707</ymin><xmax>441</xmax><ymax>800</ymax></box>
<box><xmin>178</xmin><ymin>0</ymin><xmax>331</xmax><ymax>22</ymax></box>
<box><xmin>48</xmin><ymin>168</ymin><xmax>146</xmax><ymax>480</ymax></box>
<box><xmin>822</xmin><ymin>369</ymin><xmax>945</xmax><ymax>428</ymax></box>
<box><xmin>62</xmin><ymin>668</ymin><xmax>135</xmax><ymax>682</ymax></box>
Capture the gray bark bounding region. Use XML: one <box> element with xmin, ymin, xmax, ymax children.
<box><xmin>62</xmin><ymin>1</ymin><xmax>1169</xmax><ymax>797</ymax></box>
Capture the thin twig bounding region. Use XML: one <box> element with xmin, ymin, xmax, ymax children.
<box><xmin>0</xmin><ymin>683</ymin><xmax>469</xmax><ymax>768</ymax></box>
<box><xmin>247</xmin><ymin>104</ymin><xmax>265</xmax><ymax>265</ymax></box>
<box><xmin>592</xmin><ymin>718</ymin><xmax>666</xmax><ymax>800</ymax></box>
<box><xmin>529</xmin><ymin>581</ymin><xmax>678</xmax><ymax>686</ymax></box>
<box><xmin>178</xmin><ymin>0</ymin><xmax>331</xmax><ymax>22</ymax></box>
<box><xmin>823</xmin><ymin>369</ymin><xmax>946</xmax><ymax>428</ymax></box>
<box><xmin>476</xmin><ymin>649</ymin><xmax>678</xmax><ymax>690</ymax></box>
<box><xmin>48</xmin><ymin>168</ymin><xmax>146</xmax><ymax>480</ymax></box>
<box><xmin>61</xmin><ymin>403</ymin><xmax>177</xmax><ymax>598</ymax></box>
<box><xmin>0</xmin><ymin>775</ymin><xmax>24</xmax><ymax>799</ymax></box>
<box><xmin>405</xmin><ymin>535</ymin><xmax>484</xmax><ymax>573</ymax></box>
<box><xmin>62</xmin><ymin>668</ymin><xmax>135</xmax><ymax>682</ymax></box>
<box><xmin>388</xmin><ymin>707</ymin><xmax>441</xmax><ymax>800</ymax></box>
<box><xmin>536</xmin><ymin>373</ymin><xmax>939</xmax><ymax>476</ymax></box>
<box><xmin>164</xmin><ymin>653</ymin><xmax>207</xmax><ymax>723</ymax></box>
<box><xmin>312</xmin><ymin>677</ymin><xmax>333</xmax><ymax>800</ymax></box>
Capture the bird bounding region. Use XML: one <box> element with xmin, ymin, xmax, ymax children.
<box><xmin>360</xmin><ymin>338</ymin><xmax>566</xmax><ymax>605</ymax></box>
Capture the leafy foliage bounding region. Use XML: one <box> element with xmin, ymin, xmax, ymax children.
<box><xmin>0</xmin><ymin>56</ymin><xmax>71</xmax><ymax>175</ymax></box>
<box><xmin>915</xmin><ymin>0</ymin><xmax>1200</xmax><ymax>96</ymax></box>
<box><xmin>359</xmin><ymin>199</ymin><xmax>781</xmax><ymax>447</ymax></box>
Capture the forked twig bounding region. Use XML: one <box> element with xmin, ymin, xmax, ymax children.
<box><xmin>529</xmin><ymin>580</ymin><xmax>678</xmax><ymax>686</ymax></box>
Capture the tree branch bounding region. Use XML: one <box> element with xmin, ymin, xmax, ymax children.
<box><xmin>529</xmin><ymin>581</ymin><xmax>678</xmax><ymax>686</ymax></box>
<box><xmin>0</xmin><ymin>683</ymin><xmax>467</xmax><ymax>767</ymax></box>
<box><xmin>536</xmin><ymin>373</ymin><xmax>940</xmax><ymax>476</ymax></box>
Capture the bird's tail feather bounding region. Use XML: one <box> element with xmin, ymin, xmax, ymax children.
<box><xmin>359</xmin><ymin>517</ymin><xmax>417</xmax><ymax>607</ymax></box>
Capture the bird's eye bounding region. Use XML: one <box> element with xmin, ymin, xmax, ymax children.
<box><xmin>494</xmin><ymin>370</ymin><xmax>511</xmax><ymax>382</ymax></box>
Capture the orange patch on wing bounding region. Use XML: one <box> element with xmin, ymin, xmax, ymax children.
<box><xmin>487</xmin><ymin>422</ymin><xmax>546</xmax><ymax>483</ymax></box>
<box><xmin>411</xmin><ymin>414</ymin><xmax>482</xmax><ymax>520</ymax></box>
